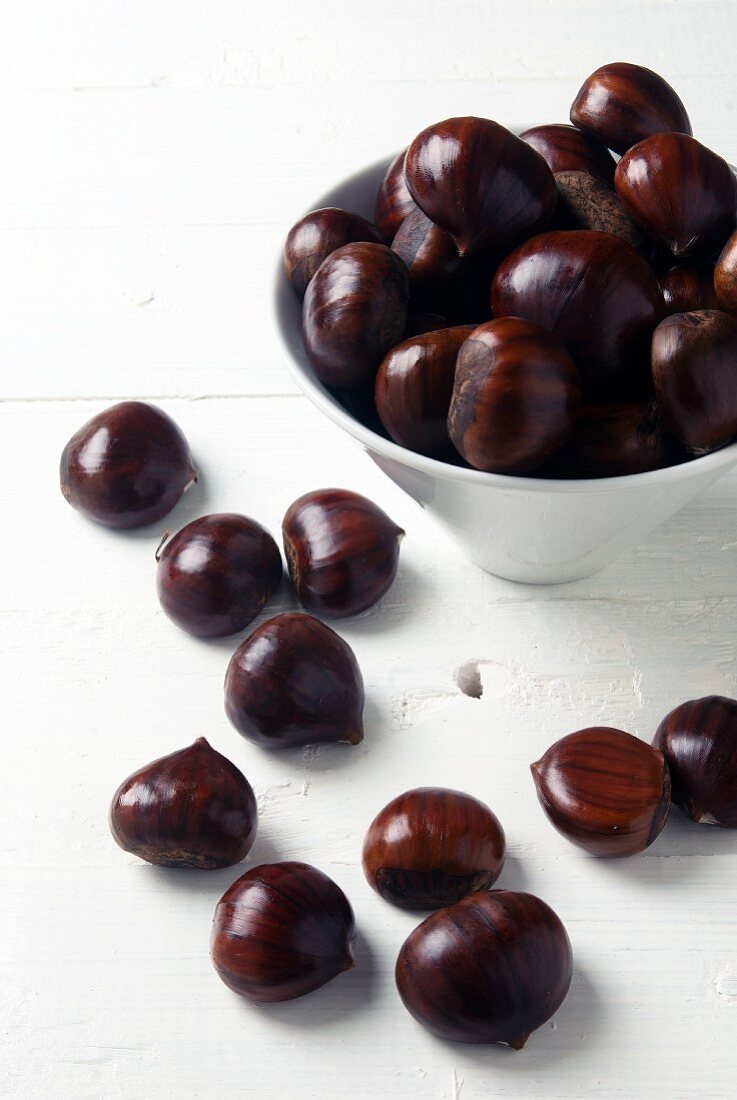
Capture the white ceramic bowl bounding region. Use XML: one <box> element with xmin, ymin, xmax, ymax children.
<box><xmin>273</xmin><ymin>155</ymin><xmax>737</xmax><ymax>584</ymax></box>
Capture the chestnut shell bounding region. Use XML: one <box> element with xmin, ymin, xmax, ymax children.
<box><xmin>395</xmin><ymin>889</ymin><xmax>573</xmax><ymax>1047</ymax></box>
<box><xmin>284</xmin><ymin>207</ymin><xmax>382</xmax><ymax>298</ymax></box>
<box><xmin>448</xmin><ymin>317</ymin><xmax>581</xmax><ymax>474</ymax></box>
<box><xmin>60</xmin><ymin>401</ymin><xmax>196</xmax><ymax>529</ymax></box>
<box><xmin>542</xmin><ymin>402</ymin><xmax>679</xmax><ymax>479</ymax></box>
<box><xmin>531</xmin><ymin>727</ymin><xmax>671</xmax><ymax>857</ymax></box>
<box><xmin>520</xmin><ymin>123</ymin><xmax>616</xmax><ymax>183</ymax></box>
<box><xmin>491</xmin><ymin>230</ymin><xmax>663</xmax><ymax>399</ymax></box>
<box><xmin>553</xmin><ymin>171</ymin><xmax>642</xmax><ymax>248</ymax></box>
<box><xmin>210</xmin><ymin>862</ymin><xmax>355</xmax><ymax>1002</ymax></box>
<box><xmin>282</xmin><ymin>488</ymin><xmax>404</xmax><ymax>618</ymax></box>
<box><xmin>224</xmin><ymin>611</ymin><xmax>365</xmax><ymax>749</ymax></box>
<box><xmin>109</xmin><ymin>737</ymin><xmax>257</xmax><ymax>869</ymax></box>
<box><xmin>653</xmin><ymin>696</ymin><xmax>737</xmax><ymax>827</ymax></box>
<box><xmin>374</xmin><ymin>148</ymin><xmax>418</xmax><ymax>242</ymax></box>
<box><xmin>714</xmin><ymin>229</ymin><xmax>737</xmax><ymax>314</ymax></box>
<box><xmin>156</xmin><ymin>513</ymin><xmax>282</xmax><ymax>638</ymax></box>
<box><xmin>661</xmin><ymin>264</ymin><xmax>718</xmax><ymax>315</ymax></box>
<box><xmin>404</xmin><ymin>116</ymin><xmax>557</xmax><ymax>257</ymax></box>
<box><xmin>302</xmin><ymin>242</ymin><xmax>410</xmax><ymax>389</ymax></box>
<box><xmin>375</xmin><ymin>326</ymin><xmax>473</xmax><ymax>458</ymax></box>
<box><xmin>570</xmin><ymin>61</ymin><xmax>692</xmax><ymax>154</ymax></box>
<box><xmin>651</xmin><ymin>309</ymin><xmax>737</xmax><ymax>453</ymax></box>
<box><xmin>362</xmin><ymin>787</ymin><xmax>506</xmax><ymax>910</ymax></box>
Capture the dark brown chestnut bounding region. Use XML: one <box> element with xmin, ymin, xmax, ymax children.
<box><xmin>553</xmin><ymin>171</ymin><xmax>642</xmax><ymax>248</ymax></box>
<box><xmin>374</xmin><ymin>148</ymin><xmax>418</xmax><ymax>242</ymax></box>
<box><xmin>653</xmin><ymin>696</ymin><xmax>737</xmax><ymax>827</ymax></box>
<box><xmin>531</xmin><ymin>727</ymin><xmax>671</xmax><ymax>857</ymax></box>
<box><xmin>403</xmin><ymin>311</ymin><xmax>450</xmax><ymax>337</ymax></box>
<box><xmin>661</xmin><ymin>263</ymin><xmax>718</xmax><ymax>315</ymax></box>
<box><xmin>447</xmin><ymin>317</ymin><xmax>581</xmax><ymax>474</ymax></box>
<box><xmin>362</xmin><ymin>787</ymin><xmax>505</xmax><ymax>910</ymax></box>
<box><xmin>520</xmin><ymin>123</ymin><xmax>616</xmax><ymax>183</ymax></box>
<box><xmin>395</xmin><ymin>889</ymin><xmax>572</xmax><ymax>1047</ymax></box>
<box><xmin>155</xmin><ymin>513</ymin><xmax>282</xmax><ymax>639</ymax></box>
<box><xmin>282</xmin><ymin>488</ymin><xmax>404</xmax><ymax>617</ymax></box>
<box><xmin>109</xmin><ymin>737</ymin><xmax>257</xmax><ymax>869</ymax></box>
<box><xmin>651</xmin><ymin>309</ymin><xmax>737</xmax><ymax>453</ymax></box>
<box><xmin>404</xmin><ymin>116</ymin><xmax>557</xmax><ymax>257</ymax></box>
<box><xmin>375</xmin><ymin>326</ymin><xmax>473</xmax><ymax>458</ymax></box>
<box><xmin>391</xmin><ymin>207</ymin><xmax>462</xmax><ymax>287</ymax></box>
<box><xmin>542</xmin><ymin>402</ymin><xmax>679</xmax><ymax>479</ymax></box>
<box><xmin>615</xmin><ymin>133</ymin><xmax>737</xmax><ymax>260</ymax></box>
<box><xmin>60</xmin><ymin>401</ymin><xmax>196</xmax><ymax>529</ymax></box>
<box><xmin>224</xmin><ymin>611</ymin><xmax>364</xmax><ymax>749</ymax></box>
<box><xmin>283</xmin><ymin>207</ymin><xmax>382</xmax><ymax>298</ymax></box>
<box><xmin>570</xmin><ymin>62</ymin><xmax>692</xmax><ymax>154</ymax></box>
<box><xmin>302</xmin><ymin>242</ymin><xmax>409</xmax><ymax>389</ymax></box>
<box><xmin>211</xmin><ymin>862</ymin><xmax>355</xmax><ymax>1002</ymax></box>
<box><xmin>491</xmin><ymin>230</ymin><xmax>663</xmax><ymax>399</ymax></box>
<box><xmin>715</xmin><ymin>229</ymin><xmax>737</xmax><ymax>314</ymax></box>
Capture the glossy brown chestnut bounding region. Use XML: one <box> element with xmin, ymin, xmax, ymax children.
<box><xmin>60</xmin><ymin>401</ymin><xmax>196</xmax><ymax>529</ymax></box>
<box><xmin>374</xmin><ymin>148</ymin><xmax>418</xmax><ymax>242</ymax></box>
<box><xmin>210</xmin><ymin>862</ymin><xmax>355</xmax><ymax>1002</ymax></box>
<box><xmin>362</xmin><ymin>788</ymin><xmax>506</xmax><ymax>910</ymax></box>
<box><xmin>553</xmin><ymin>171</ymin><xmax>642</xmax><ymax>248</ymax></box>
<box><xmin>542</xmin><ymin>402</ymin><xmax>679</xmax><ymax>479</ymax></box>
<box><xmin>155</xmin><ymin>513</ymin><xmax>282</xmax><ymax>638</ymax></box>
<box><xmin>651</xmin><ymin>310</ymin><xmax>737</xmax><ymax>453</ymax></box>
<box><xmin>448</xmin><ymin>317</ymin><xmax>581</xmax><ymax>474</ymax></box>
<box><xmin>491</xmin><ymin>230</ymin><xmax>663</xmax><ymax>398</ymax></box>
<box><xmin>615</xmin><ymin>133</ymin><xmax>737</xmax><ymax>259</ymax></box>
<box><xmin>653</xmin><ymin>696</ymin><xmax>737</xmax><ymax>827</ymax></box>
<box><xmin>570</xmin><ymin>62</ymin><xmax>692</xmax><ymax>154</ymax></box>
<box><xmin>531</xmin><ymin>727</ymin><xmax>671</xmax><ymax>857</ymax></box>
<box><xmin>520</xmin><ymin>123</ymin><xmax>616</xmax><ymax>183</ymax></box>
<box><xmin>302</xmin><ymin>242</ymin><xmax>409</xmax><ymax>389</ymax></box>
<box><xmin>375</xmin><ymin>326</ymin><xmax>473</xmax><ymax>458</ymax></box>
<box><xmin>403</xmin><ymin>311</ymin><xmax>450</xmax><ymax>337</ymax></box>
<box><xmin>714</xmin><ymin>229</ymin><xmax>737</xmax><ymax>314</ymax></box>
<box><xmin>404</xmin><ymin>116</ymin><xmax>557</xmax><ymax>257</ymax></box>
<box><xmin>395</xmin><ymin>889</ymin><xmax>573</xmax><ymax>1047</ymax></box>
<box><xmin>224</xmin><ymin>612</ymin><xmax>364</xmax><ymax>749</ymax></box>
<box><xmin>283</xmin><ymin>207</ymin><xmax>382</xmax><ymax>298</ymax></box>
<box><xmin>282</xmin><ymin>488</ymin><xmax>404</xmax><ymax>617</ymax></box>
<box><xmin>109</xmin><ymin>737</ymin><xmax>257</xmax><ymax>869</ymax></box>
<box><xmin>391</xmin><ymin>208</ymin><xmax>462</xmax><ymax>286</ymax></box>
<box><xmin>661</xmin><ymin>263</ymin><xmax>718</xmax><ymax>315</ymax></box>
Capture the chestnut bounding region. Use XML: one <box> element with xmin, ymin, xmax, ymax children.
<box><xmin>224</xmin><ymin>612</ymin><xmax>364</xmax><ymax>749</ymax></box>
<box><xmin>391</xmin><ymin>207</ymin><xmax>462</xmax><ymax>288</ymax></box>
<box><xmin>661</xmin><ymin>263</ymin><xmax>718</xmax><ymax>315</ymax></box>
<box><xmin>491</xmin><ymin>230</ymin><xmax>663</xmax><ymax>399</ymax></box>
<box><xmin>714</xmin><ymin>229</ymin><xmax>737</xmax><ymax>314</ymax></box>
<box><xmin>542</xmin><ymin>402</ymin><xmax>680</xmax><ymax>479</ymax></box>
<box><xmin>375</xmin><ymin>326</ymin><xmax>473</xmax><ymax>458</ymax></box>
<box><xmin>211</xmin><ymin>862</ymin><xmax>355</xmax><ymax>1002</ymax></box>
<box><xmin>60</xmin><ymin>401</ymin><xmax>196</xmax><ymax>529</ymax></box>
<box><xmin>531</xmin><ymin>727</ymin><xmax>671</xmax><ymax>857</ymax></box>
<box><xmin>155</xmin><ymin>513</ymin><xmax>282</xmax><ymax>638</ymax></box>
<box><xmin>615</xmin><ymin>133</ymin><xmax>737</xmax><ymax>259</ymax></box>
<box><xmin>570</xmin><ymin>62</ymin><xmax>692</xmax><ymax>154</ymax></box>
<box><xmin>653</xmin><ymin>696</ymin><xmax>737</xmax><ymax>827</ymax></box>
<box><xmin>651</xmin><ymin>309</ymin><xmax>737</xmax><ymax>453</ymax></box>
<box><xmin>282</xmin><ymin>488</ymin><xmax>404</xmax><ymax>618</ymax></box>
<box><xmin>395</xmin><ymin>889</ymin><xmax>573</xmax><ymax>1047</ymax></box>
<box><xmin>447</xmin><ymin>317</ymin><xmax>581</xmax><ymax>474</ymax></box>
<box><xmin>109</xmin><ymin>737</ymin><xmax>257</xmax><ymax>869</ymax></box>
<box><xmin>553</xmin><ymin>171</ymin><xmax>642</xmax><ymax>248</ymax></box>
<box><xmin>374</xmin><ymin>148</ymin><xmax>418</xmax><ymax>242</ymax></box>
<box><xmin>404</xmin><ymin>116</ymin><xmax>557</xmax><ymax>257</ymax></box>
<box><xmin>283</xmin><ymin>207</ymin><xmax>382</xmax><ymax>298</ymax></box>
<box><xmin>362</xmin><ymin>787</ymin><xmax>505</xmax><ymax>910</ymax></box>
<box><xmin>520</xmin><ymin>123</ymin><xmax>616</xmax><ymax>183</ymax></box>
<box><xmin>302</xmin><ymin>242</ymin><xmax>409</xmax><ymax>389</ymax></box>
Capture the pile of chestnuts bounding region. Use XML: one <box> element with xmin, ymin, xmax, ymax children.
<box><xmin>285</xmin><ymin>62</ymin><xmax>737</xmax><ymax>477</ymax></box>
<box><xmin>57</xmin><ymin>60</ymin><xmax>737</xmax><ymax>1056</ymax></box>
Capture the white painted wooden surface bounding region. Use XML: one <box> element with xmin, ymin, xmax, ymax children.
<box><xmin>3</xmin><ymin>3</ymin><xmax>737</xmax><ymax>1097</ymax></box>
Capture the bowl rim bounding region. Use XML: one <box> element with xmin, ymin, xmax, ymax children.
<box><xmin>273</xmin><ymin>153</ymin><xmax>737</xmax><ymax>497</ymax></box>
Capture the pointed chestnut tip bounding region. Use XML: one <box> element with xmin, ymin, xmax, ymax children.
<box><xmin>340</xmin><ymin>951</ymin><xmax>355</xmax><ymax>973</ymax></box>
<box><xmin>509</xmin><ymin>1032</ymin><xmax>529</xmax><ymax>1051</ymax></box>
<box><xmin>343</xmin><ymin>728</ymin><xmax>364</xmax><ymax>746</ymax></box>
<box><xmin>530</xmin><ymin>760</ymin><xmax>542</xmax><ymax>780</ymax></box>
<box><xmin>193</xmin><ymin>736</ymin><xmax>211</xmax><ymax>749</ymax></box>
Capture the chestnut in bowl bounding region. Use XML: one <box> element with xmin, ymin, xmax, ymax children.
<box><xmin>553</xmin><ymin>171</ymin><xmax>642</xmax><ymax>248</ymax></box>
<box><xmin>715</xmin><ymin>229</ymin><xmax>737</xmax><ymax>314</ymax></box>
<box><xmin>542</xmin><ymin>403</ymin><xmax>680</xmax><ymax>479</ymax></box>
<box><xmin>448</xmin><ymin>317</ymin><xmax>581</xmax><ymax>473</ymax></box>
<box><xmin>661</xmin><ymin>263</ymin><xmax>718</xmax><ymax>315</ymax></box>
<box><xmin>284</xmin><ymin>207</ymin><xmax>382</xmax><ymax>298</ymax></box>
<box><xmin>520</xmin><ymin>122</ymin><xmax>616</xmax><ymax>183</ymax></box>
<box><xmin>362</xmin><ymin>787</ymin><xmax>505</xmax><ymax>910</ymax></box>
<box><xmin>373</xmin><ymin>147</ymin><xmax>418</xmax><ymax>242</ymax></box>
